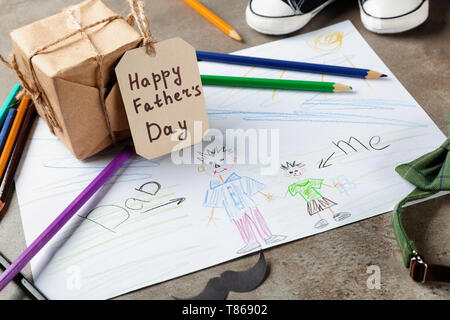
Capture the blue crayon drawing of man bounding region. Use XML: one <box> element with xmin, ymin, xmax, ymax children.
<box><xmin>198</xmin><ymin>147</ymin><xmax>286</xmax><ymax>254</ymax></box>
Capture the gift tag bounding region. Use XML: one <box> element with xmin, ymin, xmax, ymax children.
<box><xmin>115</xmin><ymin>37</ymin><xmax>209</xmax><ymax>159</ymax></box>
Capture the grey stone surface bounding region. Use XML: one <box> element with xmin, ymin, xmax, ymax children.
<box><xmin>0</xmin><ymin>0</ymin><xmax>448</xmax><ymax>300</ymax></box>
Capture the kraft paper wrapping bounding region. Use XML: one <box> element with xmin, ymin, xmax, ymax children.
<box><xmin>10</xmin><ymin>0</ymin><xmax>142</xmax><ymax>159</ymax></box>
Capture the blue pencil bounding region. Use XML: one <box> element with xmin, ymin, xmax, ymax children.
<box><xmin>0</xmin><ymin>108</ymin><xmax>17</xmax><ymax>154</ymax></box>
<box><xmin>0</xmin><ymin>84</ymin><xmax>21</xmax><ymax>130</ymax></box>
<box><xmin>196</xmin><ymin>51</ymin><xmax>386</xmax><ymax>79</ymax></box>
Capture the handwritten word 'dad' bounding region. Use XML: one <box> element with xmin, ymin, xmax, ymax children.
<box><xmin>116</xmin><ymin>37</ymin><xmax>209</xmax><ymax>159</ymax></box>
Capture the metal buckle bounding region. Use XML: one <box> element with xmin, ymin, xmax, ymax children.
<box><xmin>410</xmin><ymin>251</ymin><xmax>428</xmax><ymax>283</ymax></box>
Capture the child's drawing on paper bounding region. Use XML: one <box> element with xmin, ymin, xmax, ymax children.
<box><xmin>198</xmin><ymin>147</ymin><xmax>286</xmax><ymax>254</ymax></box>
<box><xmin>332</xmin><ymin>175</ymin><xmax>356</xmax><ymax>196</ymax></box>
<box><xmin>280</xmin><ymin>161</ymin><xmax>351</xmax><ymax>229</ymax></box>
<box><xmin>307</xmin><ymin>31</ymin><xmax>345</xmax><ymax>53</ymax></box>
<box><xmin>78</xmin><ymin>180</ymin><xmax>185</xmax><ymax>233</ymax></box>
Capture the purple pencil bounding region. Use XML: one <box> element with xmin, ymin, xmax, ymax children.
<box><xmin>0</xmin><ymin>145</ymin><xmax>134</xmax><ymax>291</ymax></box>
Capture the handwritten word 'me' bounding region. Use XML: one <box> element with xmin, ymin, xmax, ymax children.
<box><xmin>319</xmin><ymin>135</ymin><xmax>390</xmax><ymax>169</ymax></box>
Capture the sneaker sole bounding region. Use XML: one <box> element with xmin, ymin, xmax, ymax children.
<box><xmin>360</xmin><ymin>0</ymin><xmax>429</xmax><ymax>34</ymax></box>
<box><xmin>246</xmin><ymin>0</ymin><xmax>335</xmax><ymax>35</ymax></box>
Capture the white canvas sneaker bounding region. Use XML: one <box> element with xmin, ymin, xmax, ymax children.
<box><xmin>359</xmin><ymin>0</ymin><xmax>429</xmax><ymax>34</ymax></box>
<box><xmin>246</xmin><ymin>0</ymin><xmax>336</xmax><ymax>35</ymax></box>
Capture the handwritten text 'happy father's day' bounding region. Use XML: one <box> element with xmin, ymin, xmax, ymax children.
<box><xmin>128</xmin><ymin>66</ymin><xmax>202</xmax><ymax>143</ymax></box>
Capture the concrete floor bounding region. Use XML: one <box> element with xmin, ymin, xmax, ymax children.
<box><xmin>0</xmin><ymin>0</ymin><xmax>448</xmax><ymax>300</ymax></box>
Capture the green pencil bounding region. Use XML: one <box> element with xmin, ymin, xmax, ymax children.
<box><xmin>200</xmin><ymin>75</ymin><xmax>352</xmax><ymax>93</ymax></box>
<box><xmin>0</xmin><ymin>84</ymin><xmax>21</xmax><ymax>129</ymax></box>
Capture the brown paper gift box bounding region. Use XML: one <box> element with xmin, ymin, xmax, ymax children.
<box><xmin>10</xmin><ymin>0</ymin><xmax>142</xmax><ymax>159</ymax></box>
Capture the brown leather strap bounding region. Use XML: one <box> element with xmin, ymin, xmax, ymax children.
<box><xmin>410</xmin><ymin>253</ymin><xmax>450</xmax><ymax>283</ymax></box>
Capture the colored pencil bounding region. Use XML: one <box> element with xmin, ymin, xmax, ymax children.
<box><xmin>0</xmin><ymin>84</ymin><xmax>21</xmax><ymax>129</ymax></box>
<box><xmin>0</xmin><ymin>145</ymin><xmax>134</xmax><ymax>291</ymax></box>
<box><xmin>0</xmin><ymin>94</ymin><xmax>30</xmax><ymax>182</ymax></box>
<box><xmin>0</xmin><ymin>108</ymin><xmax>17</xmax><ymax>155</ymax></box>
<box><xmin>0</xmin><ymin>252</ymin><xmax>47</xmax><ymax>300</ymax></box>
<box><xmin>183</xmin><ymin>0</ymin><xmax>242</xmax><ymax>41</ymax></box>
<box><xmin>196</xmin><ymin>51</ymin><xmax>387</xmax><ymax>79</ymax></box>
<box><xmin>0</xmin><ymin>103</ymin><xmax>36</xmax><ymax>219</ymax></box>
<box><xmin>201</xmin><ymin>75</ymin><xmax>352</xmax><ymax>92</ymax></box>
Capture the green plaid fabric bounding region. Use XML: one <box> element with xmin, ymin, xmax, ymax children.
<box><xmin>393</xmin><ymin>116</ymin><xmax>450</xmax><ymax>267</ymax></box>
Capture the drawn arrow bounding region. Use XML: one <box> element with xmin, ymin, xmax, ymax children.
<box><xmin>318</xmin><ymin>152</ymin><xmax>335</xmax><ymax>169</ymax></box>
<box><xmin>142</xmin><ymin>198</ymin><xmax>186</xmax><ymax>213</ymax></box>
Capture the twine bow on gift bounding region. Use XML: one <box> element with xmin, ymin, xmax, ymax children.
<box><xmin>128</xmin><ymin>0</ymin><xmax>157</xmax><ymax>55</ymax></box>
<box><xmin>0</xmin><ymin>0</ymin><xmax>156</xmax><ymax>142</ymax></box>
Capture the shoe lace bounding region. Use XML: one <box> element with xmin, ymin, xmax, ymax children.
<box><xmin>286</xmin><ymin>0</ymin><xmax>304</xmax><ymax>14</ymax></box>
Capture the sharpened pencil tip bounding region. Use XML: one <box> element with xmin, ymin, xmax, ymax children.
<box><xmin>366</xmin><ymin>70</ymin><xmax>386</xmax><ymax>79</ymax></box>
<box><xmin>333</xmin><ymin>83</ymin><xmax>352</xmax><ymax>92</ymax></box>
<box><xmin>381</xmin><ymin>74</ymin><xmax>387</xmax><ymax>77</ymax></box>
<box><xmin>229</xmin><ymin>30</ymin><xmax>242</xmax><ymax>41</ymax></box>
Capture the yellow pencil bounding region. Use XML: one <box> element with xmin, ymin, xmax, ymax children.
<box><xmin>183</xmin><ymin>0</ymin><xmax>242</xmax><ymax>41</ymax></box>
<box><xmin>0</xmin><ymin>94</ymin><xmax>30</xmax><ymax>181</ymax></box>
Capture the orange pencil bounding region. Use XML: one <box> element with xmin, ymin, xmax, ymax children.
<box><xmin>0</xmin><ymin>94</ymin><xmax>30</xmax><ymax>181</ymax></box>
<box><xmin>183</xmin><ymin>0</ymin><xmax>242</xmax><ymax>41</ymax></box>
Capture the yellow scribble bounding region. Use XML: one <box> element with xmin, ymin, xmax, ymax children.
<box><xmin>272</xmin><ymin>69</ymin><xmax>287</xmax><ymax>101</ymax></box>
<box><xmin>341</xmin><ymin>53</ymin><xmax>355</xmax><ymax>67</ymax></box>
<box><xmin>342</xmin><ymin>53</ymin><xmax>371</xmax><ymax>88</ymax></box>
<box><xmin>344</xmin><ymin>30</ymin><xmax>354</xmax><ymax>38</ymax></box>
<box><xmin>242</xmin><ymin>66</ymin><xmax>256</xmax><ymax>77</ymax></box>
<box><xmin>229</xmin><ymin>66</ymin><xmax>256</xmax><ymax>94</ymax></box>
<box><xmin>308</xmin><ymin>31</ymin><xmax>344</xmax><ymax>53</ymax></box>
<box><xmin>307</xmin><ymin>30</ymin><xmax>371</xmax><ymax>88</ymax></box>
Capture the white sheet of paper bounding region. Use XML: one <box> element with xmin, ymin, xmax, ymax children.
<box><xmin>14</xmin><ymin>21</ymin><xmax>446</xmax><ymax>299</ymax></box>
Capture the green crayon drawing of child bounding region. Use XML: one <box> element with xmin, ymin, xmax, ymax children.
<box><xmin>280</xmin><ymin>161</ymin><xmax>351</xmax><ymax>229</ymax></box>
